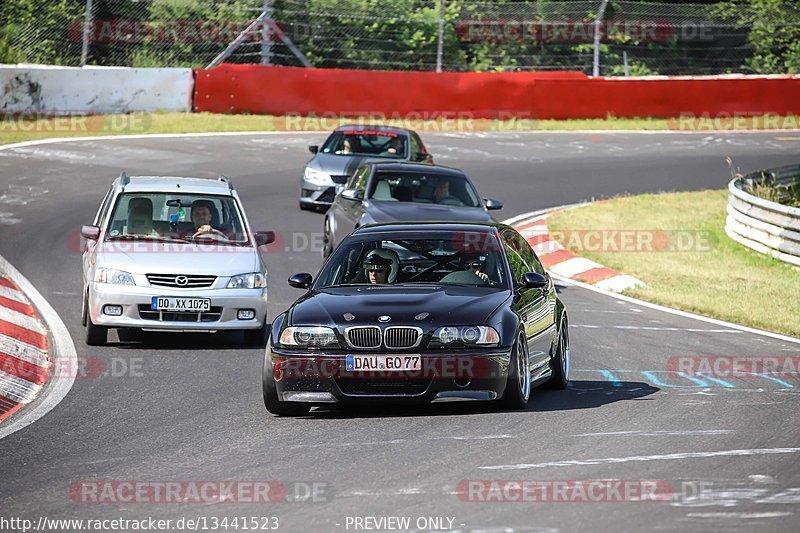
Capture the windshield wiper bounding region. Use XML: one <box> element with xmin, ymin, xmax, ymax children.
<box><xmin>106</xmin><ymin>234</ymin><xmax>187</xmax><ymax>244</ymax></box>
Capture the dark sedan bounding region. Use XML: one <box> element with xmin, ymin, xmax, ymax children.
<box><xmin>299</xmin><ymin>125</ymin><xmax>433</xmax><ymax>211</ymax></box>
<box><xmin>262</xmin><ymin>222</ymin><xmax>569</xmax><ymax>416</ymax></box>
<box><xmin>322</xmin><ymin>162</ymin><xmax>503</xmax><ymax>258</ymax></box>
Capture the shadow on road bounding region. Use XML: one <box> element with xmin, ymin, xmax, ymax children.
<box><xmin>297</xmin><ymin>380</ymin><xmax>659</xmax><ymax>420</ymax></box>
<box><xmin>110</xmin><ymin>329</ymin><xmax>257</xmax><ymax>350</ymax></box>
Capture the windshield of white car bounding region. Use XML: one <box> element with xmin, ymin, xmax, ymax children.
<box><xmin>316</xmin><ymin>236</ymin><xmax>507</xmax><ymax>289</ymax></box>
<box><xmin>320</xmin><ymin>131</ymin><xmax>408</xmax><ymax>158</ymax></box>
<box><xmin>367</xmin><ymin>171</ymin><xmax>481</xmax><ymax>207</ymax></box>
<box><xmin>105</xmin><ymin>193</ymin><xmax>249</xmax><ymax>245</ymax></box>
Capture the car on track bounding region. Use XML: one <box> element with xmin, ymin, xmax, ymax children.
<box><xmin>80</xmin><ymin>173</ymin><xmax>275</xmax><ymax>346</ymax></box>
<box><xmin>262</xmin><ymin>222</ymin><xmax>569</xmax><ymax>416</ymax></box>
<box><xmin>300</xmin><ymin>125</ymin><xmax>434</xmax><ymax>212</ymax></box>
<box><xmin>322</xmin><ymin>161</ymin><xmax>503</xmax><ymax>258</ymax></box>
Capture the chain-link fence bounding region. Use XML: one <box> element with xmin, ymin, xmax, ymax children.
<box><xmin>2</xmin><ymin>0</ymin><xmax>799</xmax><ymax>75</ymax></box>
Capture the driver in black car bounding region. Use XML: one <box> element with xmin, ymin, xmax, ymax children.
<box><xmin>363</xmin><ymin>253</ymin><xmax>393</xmax><ymax>284</ymax></box>
<box><xmin>460</xmin><ymin>252</ymin><xmax>490</xmax><ymax>282</ymax></box>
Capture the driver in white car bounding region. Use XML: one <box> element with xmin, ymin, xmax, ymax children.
<box><xmin>190</xmin><ymin>201</ymin><xmax>226</xmax><ymax>239</ymax></box>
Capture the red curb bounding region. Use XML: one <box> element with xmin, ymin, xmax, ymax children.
<box><xmin>0</xmin><ymin>396</ymin><xmax>21</xmax><ymax>423</ymax></box>
<box><xmin>0</xmin><ymin>295</ymin><xmax>37</xmax><ymax>317</ymax></box>
<box><xmin>0</xmin><ymin>352</ymin><xmax>48</xmax><ymax>385</ymax></box>
<box><xmin>0</xmin><ymin>277</ymin><xmax>19</xmax><ymax>290</ymax></box>
<box><xmin>539</xmin><ymin>249</ymin><xmax>578</xmax><ymax>268</ymax></box>
<box><xmin>573</xmin><ymin>266</ymin><xmax>621</xmax><ymax>284</ymax></box>
<box><xmin>0</xmin><ymin>319</ymin><xmax>47</xmax><ymax>351</ymax></box>
<box><xmin>0</xmin><ymin>273</ymin><xmax>49</xmax><ymax>423</ymax></box>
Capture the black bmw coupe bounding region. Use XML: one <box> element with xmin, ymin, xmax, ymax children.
<box><xmin>262</xmin><ymin>222</ymin><xmax>569</xmax><ymax>416</ymax></box>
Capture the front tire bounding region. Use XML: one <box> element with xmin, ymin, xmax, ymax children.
<box><xmin>262</xmin><ymin>343</ymin><xmax>311</xmax><ymax>416</ymax></box>
<box><xmin>546</xmin><ymin>317</ymin><xmax>570</xmax><ymax>390</ymax></box>
<box><xmin>500</xmin><ymin>332</ymin><xmax>531</xmax><ymax>409</ymax></box>
<box><xmin>85</xmin><ymin>317</ymin><xmax>108</xmax><ymax>346</ymax></box>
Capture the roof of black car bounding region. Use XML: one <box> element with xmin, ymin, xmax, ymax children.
<box><xmin>353</xmin><ymin>221</ymin><xmax>502</xmax><ymax>235</ymax></box>
<box><xmin>366</xmin><ymin>161</ymin><xmax>465</xmax><ymax>175</ymax></box>
<box><xmin>335</xmin><ymin>124</ymin><xmax>412</xmax><ymax>135</ymax></box>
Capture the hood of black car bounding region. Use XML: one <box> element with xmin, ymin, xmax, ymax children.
<box><xmin>364</xmin><ymin>201</ymin><xmax>494</xmax><ymax>223</ymax></box>
<box><xmin>289</xmin><ymin>285</ymin><xmax>511</xmax><ymax>330</ymax></box>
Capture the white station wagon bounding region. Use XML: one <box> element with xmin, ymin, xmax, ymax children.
<box><xmin>81</xmin><ymin>173</ymin><xmax>274</xmax><ymax>346</ymax></box>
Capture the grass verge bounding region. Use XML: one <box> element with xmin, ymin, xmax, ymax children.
<box><xmin>547</xmin><ymin>190</ymin><xmax>800</xmax><ymax>337</ymax></box>
<box><xmin>2</xmin><ymin>112</ymin><xmax>800</xmax><ymax>145</ymax></box>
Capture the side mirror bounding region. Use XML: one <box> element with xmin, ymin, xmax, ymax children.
<box><xmin>521</xmin><ymin>272</ymin><xmax>548</xmax><ymax>290</ymax></box>
<box><xmin>253</xmin><ymin>231</ymin><xmax>276</xmax><ymax>247</ymax></box>
<box><xmin>415</xmin><ymin>152</ymin><xmax>431</xmax><ymax>162</ymax></box>
<box><xmin>308</xmin><ymin>145</ymin><xmax>319</xmax><ymax>154</ymax></box>
<box><xmin>288</xmin><ymin>272</ymin><xmax>313</xmax><ymax>289</ymax></box>
<box><xmin>484</xmin><ymin>198</ymin><xmax>503</xmax><ymax>210</ymax></box>
<box><xmin>341</xmin><ymin>189</ymin><xmax>362</xmax><ymax>201</ymax></box>
<box><xmin>81</xmin><ymin>225</ymin><xmax>100</xmax><ymax>240</ymax></box>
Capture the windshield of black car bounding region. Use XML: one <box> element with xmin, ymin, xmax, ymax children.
<box><xmin>315</xmin><ymin>235</ymin><xmax>507</xmax><ymax>289</ymax></box>
<box><xmin>320</xmin><ymin>131</ymin><xmax>408</xmax><ymax>158</ymax></box>
<box><xmin>366</xmin><ymin>171</ymin><xmax>481</xmax><ymax>207</ymax></box>
<box><xmin>104</xmin><ymin>192</ymin><xmax>249</xmax><ymax>244</ymax></box>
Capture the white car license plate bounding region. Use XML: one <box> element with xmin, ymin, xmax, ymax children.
<box><xmin>151</xmin><ymin>297</ymin><xmax>210</xmax><ymax>312</ymax></box>
<box><xmin>346</xmin><ymin>354</ymin><xmax>421</xmax><ymax>372</ymax></box>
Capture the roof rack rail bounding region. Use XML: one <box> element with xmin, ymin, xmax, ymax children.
<box><xmin>219</xmin><ymin>175</ymin><xmax>234</xmax><ymax>190</ymax></box>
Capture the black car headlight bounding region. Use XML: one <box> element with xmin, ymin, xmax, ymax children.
<box><xmin>279</xmin><ymin>326</ymin><xmax>339</xmax><ymax>348</ymax></box>
<box><xmin>431</xmin><ymin>326</ymin><xmax>500</xmax><ymax>347</ymax></box>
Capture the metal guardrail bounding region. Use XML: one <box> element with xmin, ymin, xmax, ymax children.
<box><xmin>725</xmin><ymin>164</ymin><xmax>800</xmax><ymax>267</ymax></box>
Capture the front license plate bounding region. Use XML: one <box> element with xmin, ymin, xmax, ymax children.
<box><xmin>151</xmin><ymin>297</ymin><xmax>210</xmax><ymax>312</ymax></box>
<box><xmin>346</xmin><ymin>354</ymin><xmax>421</xmax><ymax>372</ymax></box>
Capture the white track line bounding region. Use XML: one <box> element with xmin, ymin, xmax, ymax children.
<box><xmin>0</xmin><ymin>255</ymin><xmax>76</xmax><ymax>440</ymax></box>
<box><xmin>480</xmin><ymin>447</ymin><xmax>800</xmax><ymax>470</ymax></box>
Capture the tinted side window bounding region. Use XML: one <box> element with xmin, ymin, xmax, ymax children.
<box><xmin>502</xmin><ymin>227</ymin><xmax>546</xmax><ymax>278</ymax></box>
<box><xmin>502</xmin><ymin>230</ymin><xmax>528</xmax><ymax>283</ymax></box>
<box><xmin>514</xmin><ymin>231</ymin><xmax>546</xmax><ymax>275</ymax></box>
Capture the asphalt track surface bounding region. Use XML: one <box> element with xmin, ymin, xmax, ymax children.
<box><xmin>1</xmin><ymin>131</ymin><xmax>799</xmax><ymax>532</ymax></box>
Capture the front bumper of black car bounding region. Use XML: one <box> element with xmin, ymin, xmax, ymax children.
<box><xmin>268</xmin><ymin>346</ymin><xmax>513</xmax><ymax>404</ymax></box>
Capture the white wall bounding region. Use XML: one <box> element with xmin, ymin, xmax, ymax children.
<box><xmin>0</xmin><ymin>65</ymin><xmax>193</xmax><ymax>114</ymax></box>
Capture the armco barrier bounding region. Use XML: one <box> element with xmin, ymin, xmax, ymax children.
<box><xmin>193</xmin><ymin>64</ymin><xmax>800</xmax><ymax>119</ymax></box>
<box><xmin>725</xmin><ymin>164</ymin><xmax>800</xmax><ymax>267</ymax></box>
<box><xmin>1</xmin><ymin>65</ymin><xmax>193</xmax><ymax>114</ymax></box>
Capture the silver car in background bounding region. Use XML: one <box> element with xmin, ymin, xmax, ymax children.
<box><xmin>80</xmin><ymin>174</ymin><xmax>275</xmax><ymax>346</ymax></box>
<box><xmin>299</xmin><ymin>124</ymin><xmax>433</xmax><ymax>211</ymax></box>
